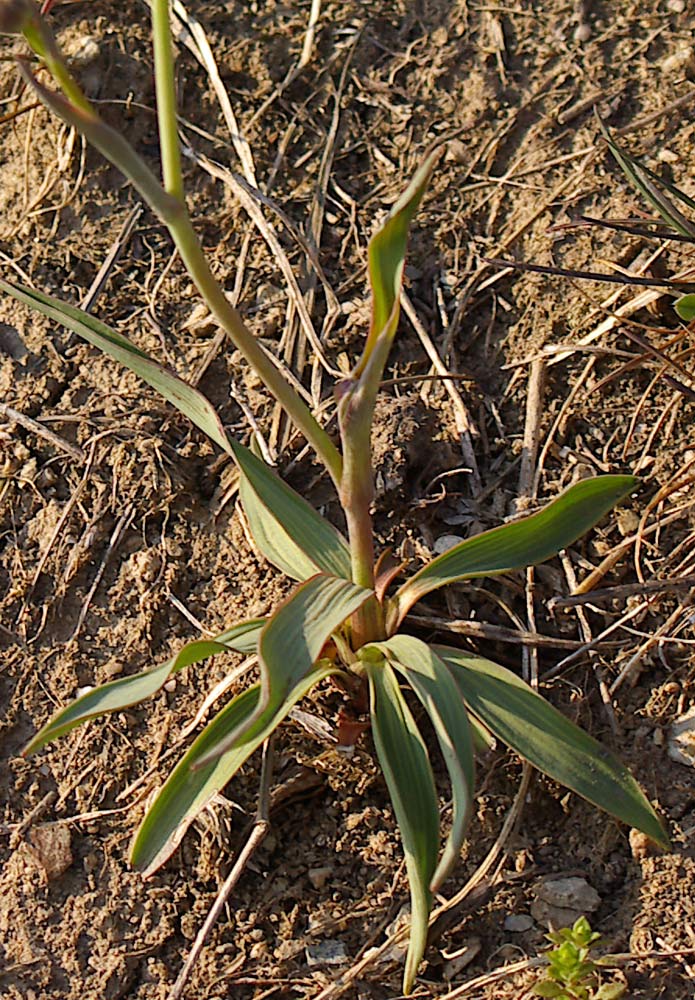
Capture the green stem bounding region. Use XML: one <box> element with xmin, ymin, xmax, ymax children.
<box><xmin>150</xmin><ymin>0</ymin><xmax>184</xmax><ymax>201</ymax></box>
<box><xmin>17</xmin><ymin>16</ymin><xmax>343</xmax><ymax>489</ymax></box>
<box><xmin>338</xmin><ymin>381</ymin><xmax>384</xmax><ymax>646</ymax></box>
<box><xmin>171</xmin><ymin>213</ymin><xmax>343</xmax><ymax>486</ymax></box>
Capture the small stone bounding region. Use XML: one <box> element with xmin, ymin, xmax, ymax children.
<box><xmin>24</xmin><ymin>823</ymin><xmax>72</xmax><ymax>881</ymax></box>
<box><xmin>305</xmin><ymin>940</ymin><xmax>348</xmax><ymax>967</ymax></box>
<box><xmin>661</xmin><ymin>44</ymin><xmax>695</xmax><ymax>76</ymax></box>
<box><xmin>629</xmin><ymin>828</ymin><xmax>660</xmax><ymax>861</ymax></box>
<box><xmin>433</xmin><ymin>534</ymin><xmax>465</xmax><ymax>555</ymax></box>
<box><xmin>573</xmin><ymin>22</ymin><xmax>591</xmax><ymax>43</ymax></box>
<box><xmin>531</xmin><ymin>877</ymin><xmax>600</xmax><ymax>929</ymax></box>
<box><xmin>667</xmin><ymin>0</ymin><xmax>686</xmax><ymax>12</ymax></box>
<box><xmin>617</xmin><ymin>510</ymin><xmax>640</xmax><ymax>537</ymax></box>
<box><xmin>308</xmin><ymin>866</ymin><xmax>332</xmax><ymax>890</ymax></box>
<box><xmin>504</xmin><ymin>913</ymin><xmax>534</xmax><ymax>933</ymax></box>
<box><xmin>668</xmin><ymin>709</ymin><xmax>695</xmax><ymax>766</ymax></box>
<box><xmin>657</xmin><ymin>148</ymin><xmax>679</xmax><ymax>164</ymax></box>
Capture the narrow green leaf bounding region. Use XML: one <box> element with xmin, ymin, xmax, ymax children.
<box><xmin>394</xmin><ymin>476</ymin><xmax>637</xmax><ymax>625</ymax></box>
<box><xmin>236</xmin><ymin>444</ymin><xmax>351</xmax><ymax>580</ymax></box>
<box><xmin>131</xmin><ymin>664</ymin><xmax>334</xmax><ymax>876</ymax></box>
<box><xmin>360</xmin><ymin>149</ymin><xmax>440</xmax><ymax>367</ymax></box>
<box><xmin>22</xmin><ymin>618</ymin><xmax>265</xmax><ymax>756</ymax></box>
<box><xmin>675</xmin><ymin>293</ymin><xmax>695</xmax><ymax>322</ymax></box>
<box><xmin>0</xmin><ymin>279</ymin><xmax>350</xmax><ymax>579</ymax></box>
<box><xmin>366</xmin><ymin>660</ymin><xmax>439</xmax><ymax>994</ymax></box>
<box><xmin>597</xmin><ymin>115</ymin><xmax>695</xmax><ymax>239</ymax></box>
<box><xmin>437</xmin><ymin>646</ymin><xmax>669</xmax><ymax>848</ymax></box>
<box><xmin>375</xmin><ymin>635</ymin><xmax>474</xmax><ymax>891</ymax></box>
<box><xmin>0</xmin><ymin>278</ymin><xmax>235</xmax><ymax>455</ymax></box>
<box><xmin>195</xmin><ymin>574</ymin><xmax>371</xmax><ymax>767</ymax></box>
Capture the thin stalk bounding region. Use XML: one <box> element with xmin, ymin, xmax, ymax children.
<box><xmin>171</xmin><ymin>214</ymin><xmax>343</xmax><ymax>485</ymax></box>
<box><xmin>16</xmin><ymin>18</ymin><xmax>343</xmax><ymax>488</ymax></box>
<box><xmin>150</xmin><ymin>0</ymin><xmax>184</xmax><ymax>201</ymax></box>
<box><xmin>338</xmin><ymin>380</ymin><xmax>384</xmax><ymax>645</ymax></box>
<box><xmin>22</xmin><ymin>10</ymin><xmax>91</xmax><ymax>113</ymax></box>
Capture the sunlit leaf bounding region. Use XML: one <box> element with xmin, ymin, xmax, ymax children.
<box><xmin>131</xmin><ymin>664</ymin><xmax>334</xmax><ymax>876</ymax></box>
<box><xmin>359</xmin><ymin>149</ymin><xmax>440</xmax><ymax>370</ymax></box>
<box><xmin>23</xmin><ymin>618</ymin><xmax>265</xmax><ymax>756</ymax></box>
<box><xmin>236</xmin><ymin>445</ymin><xmax>351</xmax><ymax>580</ymax></box>
<box><xmin>437</xmin><ymin>646</ymin><xmax>669</xmax><ymax>848</ymax></box>
<box><xmin>675</xmin><ymin>293</ymin><xmax>695</xmax><ymax>322</ymax></box>
<box><xmin>375</xmin><ymin>634</ymin><xmax>474</xmax><ymax>891</ymax></box>
<box><xmin>195</xmin><ymin>574</ymin><xmax>371</xmax><ymax>766</ymax></box>
<box><xmin>366</xmin><ymin>659</ymin><xmax>439</xmax><ymax>994</ymax></box>
<box><xmin>393</xmin><ymin>476</ymin><xmax>637</xmax><ymax>625</ymax></box>
<box><xmin>0</xmin><ymin>279</ymin><xmax>349</xmax><ymax>578</ymax></box>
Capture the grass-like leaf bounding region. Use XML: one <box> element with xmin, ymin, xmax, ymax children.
<box><xmin>0</xmin><ymin>278</ymin><xmax>350</xmax><ymax>579</ymax></box>
<box><xmin>366</xmin><ymin>659</ymin><xmax>439</xmax><ymax>995</ymax></box>
<box><xmin>674</xmin><ymin>294</ymin><xmax>695</xmax><ymax>322</ymax></box>
<box><xmin>195</xmin><ymin>574</ymin><xmax>371</xmax><ymax>767</ymax></box>
<box><xmin>23</xmin><ymin>619</ymin><xmax>264</xmax><ymax>756</ymax></box>
<box><xmin>131</xmin><ymin>664</ymin><xmax>335</xmax><ymax>876</ymax></box>
<box><xmin>236</xmin><ymin>445</ymin><xmax>351</xmax><ymax>580</ymax></box>
<box><xmin>437</xmin><ymin>646</ymin><xmax>669</xmax><ymax>848</ymax></box>
<box><xmin>359</xmin><ymin>148</ymin><xmax>440</xmax><ymax>369</ymax></box>
<box><xmin>377</xmin><ymin>635</ymin><xmax>474</xmax><ymax>891</ymax></box>
<box><xmin>392</xmin><ymin>475</ymin><xmax>637</xmax><ymax>625</ymax></box>
<box><xmin>597</xmin><ymin>115</ymin><xmax>695</xmax><ymax>240</ymax></box>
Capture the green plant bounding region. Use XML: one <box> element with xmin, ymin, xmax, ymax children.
<box><xmin>533</xmin><ymin>916</ymin><xmax>626</xmax><ymax>1000</ymax></box>
<box><xmin>0</xmin><ymin>4</ymin><xmax>668</xmax><ymax>993</ymax></box>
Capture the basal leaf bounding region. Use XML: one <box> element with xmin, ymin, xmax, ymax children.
<box><xmin>131</xmin><ymin>664</ymin><xmax>334</xmax><ymax>876</ymax></box>
<box><xmin>437</xmin><ymin>646</ymin><xmax>668</xmax><ymax>848</ymax></box>
<box><xmin>0</xmin><ymin>279</ymin><xmax>350</xmax><ymax>580</ymax></box>
<box><xmin>393</xmin><ymin>476</ymin><xmax>637</xmax><ymax>626</ymax></box>
<box><xmin>236</xmin><ymin>444</ymin><xmax>351</xmax><ymax>580</ymax></box>
<box><xmin>366</xmin><ymin>659</ymin><xmax>439</xmax><ymax>994</ymax></box>
<box><xmin>23</xmin><ymin>618</ymin><xmax>265</xmax><ymax>756</ymax></box>
<box><xmin>375</xmin><ymin>634</ymin><xmax>474</xmax><ymax>891</ymax></box>
<box><xmin>195</xmin><ymin>574</ymin><xmax>371</xmax><ymax>767</ymax></box>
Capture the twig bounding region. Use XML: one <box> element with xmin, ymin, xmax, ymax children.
<box><xmin>548</xmin><ymin>573</ymin><xmax>695</xmax><ymax>610</ymax></box>
<box><xmin>401</xmin><ymin>291</ymin><xmax>482</xmax><ymax>495</ymax></box>
<box><xmin>167</xmin><ymin>736</ymin><xmax>275</xmax><ymax>1000</ymax></box>
<box><xmin>80</xmin><ymin>204</ymin><xmax>142</xmax><ymax>313</ymax></box>
<box><xmin>0</xmin><ymin>401</ymin><xmax>85</xmax><ymax>461</ymax></box>
<box><xmin>71</xmin><ymin>504</ymin><xmax>135</xmax><ymax>641</ymax></box>
<box><xmin>407</xmin><ymin>612</ymin><xmax>596</xmax><ymax>650</ymax></box>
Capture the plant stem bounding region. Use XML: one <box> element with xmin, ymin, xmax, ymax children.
<box><xmin>338</xmin><ymin>381</ymin><xmax>384</xmax><ymax>645</ymax></box>
<box><xmin>17</xmin><ymin>15</ymin><xmax>344</xmax><ymax>488</ymax></box>
<box><xmin>150</xmin><ymin>0</ymin><xmax>184</xmax><ymax>201</ymax></box>
<box><xmin>171</xmin><ymin>213</ymin><xmax>343</xmax><ymax>485</ymax></box>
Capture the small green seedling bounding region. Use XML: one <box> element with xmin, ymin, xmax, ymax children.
<box><xmin>0</xmin><ymin>3</ymin><xmax>668</xmax><ymax>993</ymax></box>
<box><xmin>533</xmin><ymin>916</ymin><xmax>626</xmax><ymax>1000</ymax></box>
<box><xmin>596</xmin><ymin>113</ymin><xmax>695</xmax><ymax>322</ymax></box>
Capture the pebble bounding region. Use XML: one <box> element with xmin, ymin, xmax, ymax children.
<box><xmin>667</xmin><ymin>0</ymin><xmax>686</xmax><ymax>12</ymax></box>
<box><xmin>305</xmin><ymin>940</ymin><xmax>348</xmax><ymax>967</ymax></box>
<box><xmin>308</xmin><ymin>866</ymin><xmax>332</xmax><ymax>890</ymax></box>
<box><xmin>442</xmin><ymin>937</ymin><xmax>481</xmax><ymax>979</ymax></box>
<box><xmin>668</xmin><ymin>709</ymin><xmax>695</xmax><ymax>767</ymax></box>
<box><xmin>504</xmin><ymin>913</ymin><xmax>535</xmax><ymax>933</ymax></box>
<box><xmin>531</xmin><ymin>876</ymin><xmax>600</xmax><ymax>929</ymax></box>
<box><xmin>433</xmin><ymin>534</ymin><xmax>465</xmax><ymax>555</ymax></box>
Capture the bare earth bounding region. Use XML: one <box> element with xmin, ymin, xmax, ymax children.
<box><xmin>1</xmin><ymin>2</ymin><xmax>694</xmax><ymax>998</ymax></box>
